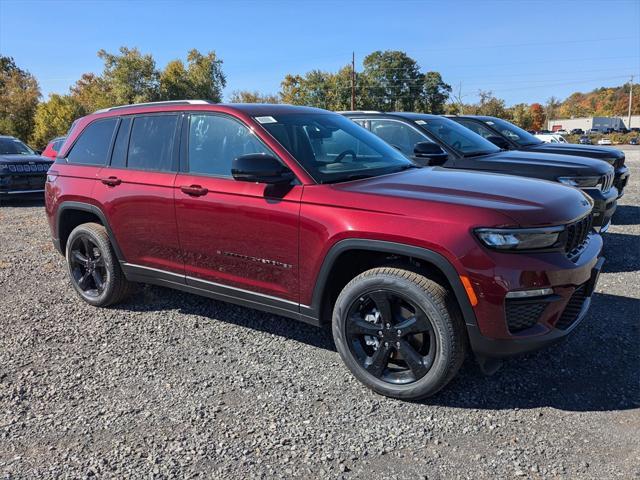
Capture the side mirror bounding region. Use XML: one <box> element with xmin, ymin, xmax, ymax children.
<box><xmin>232</xmin><ymin>153</ymin><xmax>294</xmax><ymax>184</ymax></box>
<box><xmin>486</xmin><ymin>136</ymin><xmax>511</xmax><ymax>150</ymax></box>
<box><xmin>413</xmin><ymin>142</ymin><xmax>448</xmax><ymax>166</ymax></box>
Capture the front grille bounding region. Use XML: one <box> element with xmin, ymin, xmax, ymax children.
<box><xmin>556</xmin><ymin>284</ymin><xmax>588</xmax><ymax>330</ymax></box>
<box><xmin>6</xmin><ymin>163</ymin><xmax>48</xmax><ymax>173</ymax></box>
<box><xmin>565</xmin><ymin>214</ymin><xmax>593</xmax><ymax>259</ymax></box>
<box><xmin>599</xmin><ymin>172</ymin><xmax>614</xmax><ymax>193</ymax></box>
<box><xmin>505</xmin><ymin>301</ymin><xmax>547</xmax><ymax>333</ymax></box>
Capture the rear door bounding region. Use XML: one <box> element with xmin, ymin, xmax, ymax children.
<box><xmin>92</xmin><ymin>113</ymin><xmax>184</xmax><ymax>275</ymax></box>
<box><xmin>174</xmin><ymin>112</ymin><xmax>301</xmax><ymax>303</ymax></box>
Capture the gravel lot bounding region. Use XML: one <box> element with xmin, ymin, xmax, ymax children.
<box><xmin>1</xmin><ymin>148</ymin><xmax>638</xmax><ymax>479</ymax></box>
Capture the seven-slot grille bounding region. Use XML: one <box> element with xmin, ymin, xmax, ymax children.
<box><xmin>5</xmin><ymin>164</ymin><xmax>49</xmax><ymax>173</ymax></box>
<box><xmin>599</xmin><ymin>172</ymin><xmax>614</xmax><ymax>193</ymax></box>
<box><xmin>565</xmin><ymin>213</ymin><xmax>593</xmax><ymax>258</ymax></box>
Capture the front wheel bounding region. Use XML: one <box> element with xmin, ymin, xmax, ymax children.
<box><xmin>332</xmin><ymin>267</ymin><xmax>466</xmax><ymax>400</ymax></box>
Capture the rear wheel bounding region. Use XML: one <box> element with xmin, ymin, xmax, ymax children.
<box><xmin>65</xmin><ymin>222</ymin><xmax>132</xmax><ymax>307</ymax></box>
<box><xmin>332</xmin><ymin>267</ymin><xmax>466</xmax><ymax>400</ymax></box>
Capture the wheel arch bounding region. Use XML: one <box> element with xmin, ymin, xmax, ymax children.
<box><xmin>56</xmin><ymin>201</ymin><xmax>125</xmax><ymax>261</ymax></box>
<box><xmin>303</xmin><ymin>239</ymin><xmax>478</xmax><ymax>329</ymax></box>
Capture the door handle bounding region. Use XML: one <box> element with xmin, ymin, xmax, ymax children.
<box><xmin>180</xmin><ymin>185</ymin><xmax>208</xmax><ymax>197</ymax></box>
<box><xmin>101</xmin><ymin>176</ymin><xmax>122</xmax><ymax>186</ymax></box>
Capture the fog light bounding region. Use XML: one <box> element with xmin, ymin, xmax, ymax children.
<box><xmin>505</xmin><ymin>288</ymin><xmax>553</xmax><ymax>299</ymax></box>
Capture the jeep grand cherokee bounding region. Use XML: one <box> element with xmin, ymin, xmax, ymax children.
<box><xmin>0</xmin><ymin>135</ymin><xmax>53</xmax><ymax>197</ymax></box>
<box><xmin>45</xmin><ymin>101</ymin><xmax>604</xmax><ymax>400</ymax></box>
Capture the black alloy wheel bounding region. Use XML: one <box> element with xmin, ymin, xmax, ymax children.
<box><xmin>69</xmin><ymin>234</ymin><xmax>107</xmax><ymax>298</ymax></box>
<box><xmin>345</xmin><ymin>289</ymin><xmax>437</xmax><ymax>384</ymax></box>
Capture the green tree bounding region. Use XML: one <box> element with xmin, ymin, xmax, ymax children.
<box><xmin>475</xmin><ymin>90</ymin><xmax>507</xmax><ymax>117</ymax></box>
<box><xmin>70</xmin><ymin>73</ymin><xmax>113</xmax><ymax>112</ymax></box>
<box><xmin>97</xmin><ymin>47</ymin><xmax>159</xmax><ymax>104</ymax></box>
<box><xmin>228</xmin><ymin>90</ymin><xmax>280</xmax><ymax>103</ymax></box>
<box><xmin>420</xmin><ymin>71</ymin><xmax>451</xmax><ymax>114</ymax></box>
<box><xmin>361</xmin><ymin>50</ymin><xmax>424</xmax><ymax>111</ymax></box>
<box><xmin>159</xmin><ymin>49</ymin><xmax>226</xmax><ymax>101</ymax></box>
<box><xmin>508</xmin><ymin>103</ymin><xmax>533</xmax><ymax>130</ymax></box>
<box><xmin>30</xmin><ymin>94</ymin><xmax>85</xmax><ymax>148</ymax></box>
<box><xmin>0</xmin><ymin>56</ymin><xmax>40</xmax><ymax>141</ymax></box>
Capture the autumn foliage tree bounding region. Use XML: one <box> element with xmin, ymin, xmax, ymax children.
<box><xmin>529</xmin><ymin>103</ymin><xmax>545</xmax><ymax>131</ymax></box>
<box><xmin>0</xmin><ymin>56</ymin><xmax>41</xmax><ymax>142</ymax></box>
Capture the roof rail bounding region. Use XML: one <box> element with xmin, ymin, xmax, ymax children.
<box><xmin>336</xmin><ymin>110</ymin><xmax>383</xmax><ymax>114</ymax></box>
<box><xmin>94</xmin><ymin>100</ymin><xmax>213</xmax><ymax>114</ymax></box>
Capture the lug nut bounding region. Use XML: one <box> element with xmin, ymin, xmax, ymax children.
<box><xmin>386</xmin><ymin>323</ymin><xmax>390</xmax><ymax>328</ymax></box>
<box><xmin>377</xmin><ymin>331</ymin><xmax>383</xmax><ymax>336</ymax></box>
<box><xmin>397</xmin><ymin>329</ymin><xmax>402</xmax><ymax>335</ymax></box>
<box><xmin>384</xmin><ymin>342</ymin><xmax>389</xmax><ymax>347</ymax></box>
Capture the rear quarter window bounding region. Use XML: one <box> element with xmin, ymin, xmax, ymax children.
<box><xmin>66</xmin><ymin>119</ymin><xmax>118</xmax><ymax>165</ymax></box>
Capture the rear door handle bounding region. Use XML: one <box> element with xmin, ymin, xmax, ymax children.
<box><xmin>101</xmin><ymin>176</ymin><xmax>122</xmax><ymax>186</ymax></box>
<box><xmin>180</xmin><ymin>185</ymin><xmax>208</xmax><ymax>197</ymax></box>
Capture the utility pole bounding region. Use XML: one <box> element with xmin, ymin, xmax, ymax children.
<box><xmin>351</xmin><ymin>52</ymin><xmax>356</xmax><ymax>111</ymax></box>
<box><xmin>628</xmin><ymin>75</ymin><xmax>634</xmax><ymax>129</ymax></box>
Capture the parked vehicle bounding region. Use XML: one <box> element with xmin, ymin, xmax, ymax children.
<box><xmin>449</xmin><ymin>115</ymin><xmax>629</xmax><ymax>197</ymax></box>
<box><xmin>0</xmin><ymin>135</ymin><xmax>53</xmax><ymax>197</ymax></box>
<box><xmin>629</xmin><ymin>137</ymin><xmax>639</xmax><ymax>145</ymax></box>
<box><xmin>46</xmin><ymin>101</ymin><xmax>605</xmax><ymax>400</ymax></box>
<box><xmin>598</xmin><ymin>138</ymin><xmax>612</xmax><ymax>145</ymax></box>
<box><xmin>579</xmin><ymin>136</ymin><xmax>592</xmax><ymax>145</ymax></box>
<box><xmin>570</xmin><ymin>128</ymin><xmax>585</xmax><ymax>135</ymax></box>
<box><xmin>535</xmin><ymin>134</ymin><xmax>568</xmax><ymax>144</ymax></box>
<box><xmin>343</xmin><ymin>112</ymin><xmax>616</xmax><ymax>229</ymax></box>
<box><xmin>41</xmin><ymin>136</ymin><xmax>66</xmax><ymax>159</ymax></box>
<box><xmin>555</xmin><ymin>129</ymin><xmax>568</xmax><ymax>135</ymax></box>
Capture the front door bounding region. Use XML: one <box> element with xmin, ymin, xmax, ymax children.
<box><xmin>174</xmin><ymin>113</ymin><xmax>300</xmax><ymax>303</ymax></box>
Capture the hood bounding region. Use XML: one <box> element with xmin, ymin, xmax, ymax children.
<box><xmin>482</xmin><ymin>150</ymin><xmax>613</xmax><ymax>177</ymax></box>
<box><xmin>527</xmin><ymin>142</ymin><xmax>623</xmax><ymax>164</ymax></box>
<box><xmin>331</xmin><ymin>167</ymin><xmax>593</xmax><ymax>227</ymax></box>
<box><xmin>0</xmin><ymin>154</ymin><xmax>54</xmax><ymax>164</ymax></box>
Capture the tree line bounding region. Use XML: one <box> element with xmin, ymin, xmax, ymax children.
<box><xmin>0</xmin><ymin>47</ymin><xmax>637</xmax><ymax>148</ymax></box>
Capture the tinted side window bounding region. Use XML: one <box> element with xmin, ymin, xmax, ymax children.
<box><xmin>110</xmin><ymin>117</ymin><xmax>132</xmax><ymax>168</ymax></box>
<box><xmin>188</xmin><ymin>114</ymin><xmax>271</xmax><ymax>177</ymax></box>
<box><xmin>66</xmin><ymin>119</ymin><xmax>118</xmax><ymax>165</ymax></box>
<box><xmin>456</xmin><ymin>119</ymin><xmax>495</xmax><ymax>140</ymax></box>
<box><xmin>369</xmin><ymin>119</ymin><xmax>430</xmax><ymax>157</ymax></box>
<box><xmin>128</xmin><ymin>115</ymin><xmax>178</xmax><ymax>171</ymax></box>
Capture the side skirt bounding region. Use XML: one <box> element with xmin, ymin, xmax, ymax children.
<box><xmin>120</xmin><ymin>262</ymin><xmax>321</xmax><ymax>327</ymax></box>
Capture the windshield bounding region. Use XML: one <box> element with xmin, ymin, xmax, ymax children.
<box><xmin>482</xmin><ymin>117</ymin><xmax>543</xmax><ymax>146</ymax></box>
<box><xmin>0</xmin><ymin>137</ymin><xmax>35</xmax><ymax>155</ymax></box>
<box><xmin>258</xmin><ymin>113</ymin><xmax>414</xmax><ymax>183</ymax></box>
<box><xmin>412</xmin><ymin>117</ymin><xmax>500</xmax><ymax>156</ymax></box>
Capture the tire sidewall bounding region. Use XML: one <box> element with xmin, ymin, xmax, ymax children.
<box><xmin>333</xmin><ymin>273</ymin><xmax>458</xmax><ymax>399</ymax></box>
<box><xmin>65</xmin><ymin>225</ymin><xmax>116</xmax><ymax>307</ymax></box>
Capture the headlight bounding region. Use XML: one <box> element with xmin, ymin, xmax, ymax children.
<box><xmin>475</xmin><ymin>226</ymin><xmax>564</xmax><ymax>250</ymax></box>
<box><xmin>557</xmin><ymin>176</ymin><xmax>600</xmax><ymax>188</ymax></box>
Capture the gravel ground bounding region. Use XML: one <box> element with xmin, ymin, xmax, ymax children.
<box><xmin>1</xmin><ymin>148</ymin><xmax>638</xmax><ymax>479</ymax></box>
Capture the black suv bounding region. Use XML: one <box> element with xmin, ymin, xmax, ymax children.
<box><xmin>449</xmin><ymin>115</ymin><xmax>629</xmax><ymax>197</ymax></box>
<box><xmin>342</xmin><ymin>112</ymin><xmax>617</xmax><ymax>230</ymax></box>
<box><xmin>0</xmin><ymin>135</ymin><xmax>53</xmax><ymax>197</ymax></box>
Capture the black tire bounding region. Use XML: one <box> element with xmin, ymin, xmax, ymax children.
<box><xmin>332</xmin><ymin>267</ymin><xmax>466</xmax><ymax>400</ymax></box>
<box><xmin>65</xmin><ymin>222</ymin><xmax>133</xmax><ymax>307</ymax></box>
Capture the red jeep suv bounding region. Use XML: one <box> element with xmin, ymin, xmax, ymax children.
<box><xmin>45</xmin><ymin>101</ymin><xmax>604</xmax><ymax>400</ymax></box>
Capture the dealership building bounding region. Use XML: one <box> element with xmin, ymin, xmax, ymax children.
<box><xmin>548</xmin><ymin>115</ymin><xmax>640</xmax><ymax>132</ymax></box>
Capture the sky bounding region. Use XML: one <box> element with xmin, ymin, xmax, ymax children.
<box><xmin>1</xmin><ymin>0</ymin><xmax>639</xmax><ymax>106</ymax></box>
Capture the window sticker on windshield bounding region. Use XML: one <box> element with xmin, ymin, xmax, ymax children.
<box><xmin>415</xmin><ymin>120</ymin><xmax>427</xmax><ymax>125</ymax></box>
<box><xmin>255</xmin><ymin>116</ymin><xmax>277</xmax><ymax>124</ymax></box>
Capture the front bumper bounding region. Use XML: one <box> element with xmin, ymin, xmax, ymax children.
<box><xmin>583</xmin><ymin>186</ymin><xmax>617</xmax><ymax>228</ymax></box>
<box><xmin>468</xmin><ymin>256</ymin><xmax>604</xmax><ymax>358</ymax></box>
<box><xmin>0</xmin><ymin>172</ymin><xmax>47</xmax><ymax>196</ymax></box>
<box><xmin>614</xmin><ymin>165</ymin><xmax>630</xmax><ymax>198</ymax></box>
